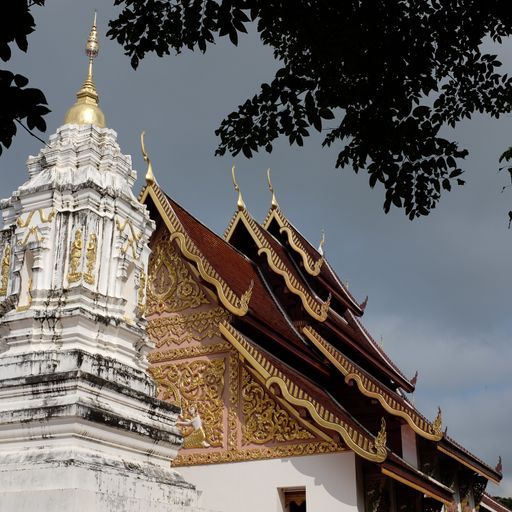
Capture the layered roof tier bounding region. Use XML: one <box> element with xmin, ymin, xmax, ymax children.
<box><xmin>140</xmin><ymin>180</ymin><xmax>502</xmax><ymax>506</ymax></box>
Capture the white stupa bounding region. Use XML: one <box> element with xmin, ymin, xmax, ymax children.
<box><xmin>0</xmin><ymin>15</ymin><xmax>207</xmax><ymax>512</ymax></box>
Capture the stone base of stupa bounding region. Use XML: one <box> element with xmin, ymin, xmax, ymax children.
<box><xmin>0</xmin><ymin>350</ymin><xmax>207</xmax><ymax>512</ymax></box>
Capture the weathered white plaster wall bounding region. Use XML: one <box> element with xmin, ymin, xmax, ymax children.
<box><xmin>0</xmin><ymin>121</ymin><xmax>208</xmax><ymax>512</ymax></box>
<box><xmin>179</xmin><ymin>451</ymin><xmax>360</xmax><ymax>512</ymax></box>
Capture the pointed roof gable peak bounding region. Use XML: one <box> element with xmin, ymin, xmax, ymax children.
<box><xmin>225</xmin><ymin>208</ymin><xmax>331</xmax><ymax>323</ymax></box>
<box><xmin>263</xmin><ymin>206</ymin><xmax>364</xmax><ymax>316</ymax></box>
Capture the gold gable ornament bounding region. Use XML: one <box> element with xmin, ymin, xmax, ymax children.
<box><xmin>146</xmin><ymin>237</ymin><xmax>209</xmax><ymax>315</ymax></box>
<box><xmin>241</xmin><ymin>366</ymin><xmax>314</xmax><ymax>445</ymax></box>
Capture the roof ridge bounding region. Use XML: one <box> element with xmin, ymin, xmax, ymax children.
<box><xmin>266</xmin><ymin>208</ymin><xmax>325</xmax><ymax>276</ymax></box>
<box><xmin>228</xmin><ymin>209</ymin><xmax>332</xmax><ymax>322</ymax></box>
<box><xmin>440</xmin><ymin>433</ymin><xmax>502</xmax><ymax>483</ymax></box>
<box><xmin>142</xmin><ymin>184</ymin><xmax>253</xmax><ymax>317</ymax></box>
<box><xmin>263</xmin><ymin>207</ymin><xmax>363</xmax><ymax>313</ymax></box>
<box><xmin>345</xmin><ymin>309</ymin><xmax>412</xmax><ymax>387</ymax></box>
<box><xmin>303</xmin><ymin>325</ymin><xmax>442</xmax><ymax>441</ymax></box>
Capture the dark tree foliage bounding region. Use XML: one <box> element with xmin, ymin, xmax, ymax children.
<box><xmin>0</xmin><ymin>0</ymin><xmax>50</xmax><ymax>156</ymax></box>
<box><xmin>108</xmin><ymin>0</ymin><xmax>512</xmax><ymax>218</ymax></box>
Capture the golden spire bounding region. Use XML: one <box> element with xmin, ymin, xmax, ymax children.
<box><xmin>267</xmin><ymin>168</ymin><xmax>279</xmax><ymax>209</ymax></box>
<box><xmin>140</xmin><ymin>131</ymin><xmax>156</xmax><ymax>185</ymax></box>
<box><xmin>231</xmin><ymin>165</ymin><xmax>246</xmax><ymax>210</ymax></box>
<box><xmin>64</xmin><ymin>12</ymin><xmax>106</xmax><ymax>128</ymax></box>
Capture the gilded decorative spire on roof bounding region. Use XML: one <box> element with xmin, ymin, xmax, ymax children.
<box><xmin>64</xmin><ymin>12</ymin><xmax>106</xmax><ymax>128</ymax></box>
<box><xmin>496</xmin><ymin>456</ymin><xmax>503</xmax><ymax>474</ymax></box>
<box><xmin>267</xmin><ymin>168</ymin><xmax>279</xmax><ymax>210</ymax></box>
<box><xmin>432</xmin><ymin>406</ymin><xmax>443</xmax><ymax>436</ymax></box>
<box><xmin>231</xmin><ymin>165</ymin><xmax>246</xmax><ymax>210</ymax></box>
<box><xmin>140</xmin><ymin>131</ymin><xmax>156</xmax><ymax>185</ymax></box>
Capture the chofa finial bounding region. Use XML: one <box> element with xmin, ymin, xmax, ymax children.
<box><xmin>267</xmin><ymin>168</ymin><xmax>279</xmax><ymax>209</ymax></box>
<box><xmin>318</xmin><ymin>230</ymin><xmax>325</xmax><ymax>255</ymax></box>
<box><xmin>432</xmin><ymin>406</ymin><xmax>443</xmax><ymax>436</ymax></box>
<box><xmin>140</xmin><ymin>131</ymin><xmax>156</xmax><ymax>185</ymax></box>
<box><xmin>496</xmin><ymin>455</ymin><xmax>503</xmax><ymax>474</ymax></box>
<box><xmin>231</xmin><ymin>165</ymin><xmax>246</xmax><ymax>211</ymax></box>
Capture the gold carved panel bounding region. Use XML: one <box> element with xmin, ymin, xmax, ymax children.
<box><xmin>148</xmin><ymin>307</ymin><xmax>231</xmax><ymax>347</ymax></box>
<box><xmin>147</xmin><ymin>237</ymin><xmax>208</xmax><ymax>315</ymax></box>
<box><xmin>241</xmin><ymin>366</ymin><xmax>314</xmax><ymax>445</ymax></box>
<box><xmin>150</xmin><ymin>358</ymin><xmax>226</xmax><ymax>448</ymax></box>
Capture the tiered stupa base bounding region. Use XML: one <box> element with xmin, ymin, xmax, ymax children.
<box><xmin>0</xmin><ymin>350</ymin><xmax>206</xmax><ymax>512</ymax></box>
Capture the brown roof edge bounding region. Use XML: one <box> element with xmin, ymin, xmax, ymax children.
<box><xmin>227</xmin><ymin>210</ymin><xmax>331</xmax><ymax>322</ymax></box>
<box><xmin>303</xmin><ymin>326</ymin><xmax>442</xmax><ymax>442</ymax></box>
<box><xmin>382</xmin><ymin>452</ymin><xmax>454</xmax><ymax>505</ymax></box>
<box><xmin>481</xmin><ymin>494</ymin><xmax>512</xmax><ymax>512</ymax></box>
<box><xmin>438</xmin><ymin>437</ymin><xmax>502</xmax><ymax>484</ymax></box>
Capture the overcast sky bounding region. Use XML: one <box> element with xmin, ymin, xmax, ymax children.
<box><xmin>3</xmin><ymin>0</ymin><xmax>511</xmax><ymax>497</ymax></box>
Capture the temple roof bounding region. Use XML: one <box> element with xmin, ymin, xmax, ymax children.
<box><xmin>263</xmin><ymin>207</ymin><xmax>363</xmax><ymax>315</ymax></box>
<box><xmin>225</xmin><ymin>209</ymin><xmax>331</xmax><ymax>322</ymax></box>
<box><xmin>303</xmin><ymin>326</ymin><xmax>442</xmax><ymax>441</ymax></box>
<box><xmin>438</xmin><ymin>434</ymin><xmax>502</xmax><ymax>484</ymax></box>
<box><xmin>140</xmin><ymin>179</ymin><xmax>502</xmax><ymax>499</ymax></box>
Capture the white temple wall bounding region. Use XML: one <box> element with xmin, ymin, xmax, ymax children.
<box><xmin>179</xmin><ymin>451</ymin><xmax>360</xmax><ymax>512</ymax></box>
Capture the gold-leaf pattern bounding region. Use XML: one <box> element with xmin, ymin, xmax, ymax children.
<box><xmin>150</xmin><ymin>359</ymin><xmax>225</xmax><ymax>448</ymax></box>
<box><xmin>148</xmin><ymin>307</ymin><xmax>231</xmax><ymax>347</ymax></box>
<box><xmin>241</xmin><ymin>367</ymin><xmax>314</xmax><ymax>445</ymax></box>
<box><xmin>147</xmin><ymin>235</ymin><xmax>208</xmax><ymax>314</ymax></box>
<box><xmin>173</xmin><ymin>441</ymin><xmax>341</xmax><ymax>467</ymax></box>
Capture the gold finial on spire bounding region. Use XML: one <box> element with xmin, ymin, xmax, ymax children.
<box><xmin>141</xmin><ymin>131</ymin><xmax>155</xmax><ymax>185</ymax></box>
<box><xmin>318</xmin><ymin>230</ymin><xmax>325</xmax><ymax>255</ymax></box>
<box><xmin>64</xmin><ymin>11</ymin><xmax>106</xmax><ymax>127</ymax></box>
<box><xmin>267</xmin><ymin>168</ymin><xmax>279</xmax><ymax>209</ymax></box>
<box><xmin>231</xmin><ymin>165</ymin><xmax>246</xmax><ymax>210</ymax></box>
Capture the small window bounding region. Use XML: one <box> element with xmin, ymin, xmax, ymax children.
<box><xmin>281</xmin><ymin>487</ymin><xmax>306</xmax><ymax>512</ymax></box>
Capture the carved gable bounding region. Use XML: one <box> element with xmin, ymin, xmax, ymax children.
<box><xmin>146</xmin><ymin>227</ymin><xmax>341</xmax><ymax>466</ymax></box>
<box><xmin>146</xmin><ymin>233</ymin><xmax>208</xmax><ymax>315</ymax></box>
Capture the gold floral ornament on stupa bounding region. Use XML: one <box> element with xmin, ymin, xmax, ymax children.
<box><xmin>64</xmin><ymin>12</ymin><xmax>106</xmax><ymax>128</ymax></box>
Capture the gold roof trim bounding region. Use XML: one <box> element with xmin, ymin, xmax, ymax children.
<box><xmin>219</xmin><ymin>321</ymin><xmax>387</xmax><ymax>463</ymax></box>
<box><xmin>226</xmin><ymin>210</ymin><xmax>330</xmax><ymax>322</ymax></box>
<box><xmin>303</xmin><ymin>326</ymin><xmax>443</xmax><ymax>441</ymax></box>
<box><xmin>263</xmin><ymin>208</ymin><xmax>324</xmax><ymax>277</ymax></box>
<box><xmin>140</xmin><ymin>183</ymin><xmax>252</xmax><ymax>316</ymax></box>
